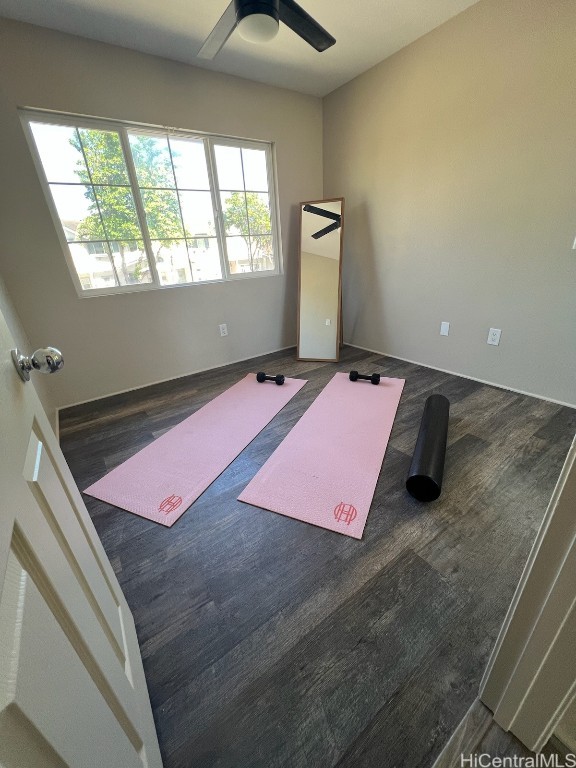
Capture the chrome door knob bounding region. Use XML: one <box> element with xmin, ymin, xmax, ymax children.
<box><xmin>12</xmin><ymin>347</ymin><xmax>64</xmax><ymax>382</ymax></box>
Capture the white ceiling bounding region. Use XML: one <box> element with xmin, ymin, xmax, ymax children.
<box><xmin>0</xmin><ymin>0</ymin><xmax>481</xmax><ymax>97</ymax></box>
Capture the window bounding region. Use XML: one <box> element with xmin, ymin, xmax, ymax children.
<box><xmin>24</xmin><ymin>112</ymin><xmax>281</xmax><ymax>295</ymax></box>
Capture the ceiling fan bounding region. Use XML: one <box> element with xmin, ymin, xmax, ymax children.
<box><xmin>198</xmin><ymin>0</ymin><xmax>336</xmax><ymax>60</ymax></box>
<box><xmin>303</xmin><ymin>204</ymin><xmax>341</xmax><ymax>239</ymax></box>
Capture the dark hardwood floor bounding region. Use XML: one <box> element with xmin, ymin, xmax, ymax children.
<box><xmin>59</xmin><ymin>347</ymin><xmax>576</xmax><ymax>768</ymax></box>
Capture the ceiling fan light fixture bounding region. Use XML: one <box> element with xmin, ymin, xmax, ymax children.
<box><xmin>236</xmin><ymin>0</ymin><xmax>280</xmax><ymax>44</ymax></box>
<box><xmin>237</xmin><ymin>13</ymin><xmax>279</xmax><ymax>43</ymax></box>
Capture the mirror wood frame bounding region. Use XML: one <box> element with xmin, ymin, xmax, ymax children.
<box><xmin>296</xmin><ymin>197</ymin><xmax>345</xmax><ymax>362</ymax></box>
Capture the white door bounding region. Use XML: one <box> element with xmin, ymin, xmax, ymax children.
<box><xmin>0</xmin><ymin>307</ymin><xmax>163</xmax><ymax>767</ymax></box>
<box><xmin>480</xmin><ymin>435</ymin><xmax>576</xmax><ymax>752</ymax></box>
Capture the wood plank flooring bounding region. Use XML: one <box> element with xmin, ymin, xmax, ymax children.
<box><xmin>59</xmin><ymin>347</ymin><xmax>576</xmax><ymax>768</ymax></box>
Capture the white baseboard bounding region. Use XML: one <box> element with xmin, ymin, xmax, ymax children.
<box><xmin>346</xmin><ymin>342</ymin><xmax>576</xmax><ymax>410</ymax></box>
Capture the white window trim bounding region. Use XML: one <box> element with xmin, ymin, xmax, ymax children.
<box><xmin>20</xmin><ymin>110</ymin><xmax>283</xmax><ymax>298</ymax></box>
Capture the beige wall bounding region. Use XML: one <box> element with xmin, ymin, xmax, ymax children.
<box><xmin>324</xmin><ymin>0</ymin><xmax>576</xmax><ymax>406</ymax></box>
<box><xmin>3</xmin><ymin>1</ymin><xmax>575</xmax><ymax>411</ymax></box>
<box><xmin>0</xmin><ymin>18</ymin><xmax>322</xmax><ymax>409</ymax></box>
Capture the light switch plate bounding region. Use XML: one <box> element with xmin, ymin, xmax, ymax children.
<box><xmin>440</xmin><ymin>321</ymin><xmax>450</xmax><ymax>336</ymax></box>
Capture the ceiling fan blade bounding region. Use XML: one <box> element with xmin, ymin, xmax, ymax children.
<box><xmin>312</xmin><ymin>221</ymin><xmax>340</xmax><ymax>239</ymax></box>
<box><xmin>279</xmin><ymin>0</ymin><xmax>335</xmax><ymax>52</ymax></box>
<box><xmin>303</xmin><ymin>204</ymin><xmax>341</xmax><ymax>222</ymax></box>
<box><xmin>197</xmin><ymin>1</ymin><xmax>237</xmax><ymax>60</ymax></box>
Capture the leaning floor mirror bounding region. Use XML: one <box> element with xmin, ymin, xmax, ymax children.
<box><xmin>297</xmin><ymin>198</ymin><xmax>344</xmax><ymax>361</ymax></box>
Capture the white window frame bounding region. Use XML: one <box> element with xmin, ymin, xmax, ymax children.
<box><xmin>21</xmin><ymin>110</ymin><xmax>283</xmax><ymax>297</ymax></box>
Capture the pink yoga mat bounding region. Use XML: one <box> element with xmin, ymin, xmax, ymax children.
<box><xmin>84</xmin><ymin>374</ymin><xmax>307</xmax><ymax>527</ymax></box>
<box><xmin>238</xmin><ymin>372</ymin><xmax>405</xmax><ymax>539</ymax></box>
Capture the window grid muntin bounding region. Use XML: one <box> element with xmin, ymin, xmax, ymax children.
<box><xmin>117</xmin><ymin>128</ymin><xmax>162</xmax><ymax>289</ymax></box>
<box><xmin>44</xmin><ymin>123</ymin><xmax>154</xmax><ymax>290</ymax></box>
<box><xmin>76</xmin><ymin>126</ymin><xmax>144</xmax><ymax>264</ymax></box>
<box><xmin>239</xmin><ymin>149</ymin><xmax>253</xmax><ymax>272</ymax></box>
<box><xmin>167</xmin><ymin>136</ymin><xmax>218</xmax><ymax>279</ymax></box>
<box><xmin>203</xmin><ymin>138</ymin><xmax>230</xmax><ymax>281</ymax></box>
<box><xmin>128</xmin><ymin>132</ymin><xmax>229</xmax><ymax>284</ymax></box>
<box><xmin>209</xmin><ymin>138</ymin><xmax>279</xmax><ymax>279</ymax></box>
<box><xmin>23</xmin><ymin>112</ymin><xmax>280</xmax><ymax>295</ymax></box>
<box><xmin>213</xmin><ymin>143</ymin><xmax>274</xmax><ymax>276</ymax></box>
<box><xmin>76</xmin><ymin>127</ymin><xmax>122</xmax><ymax>286</ymax></box>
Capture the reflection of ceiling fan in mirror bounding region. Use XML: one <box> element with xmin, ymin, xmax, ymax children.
<box><xmin>198</xmin><ymin>0</ymin><xmax>336</xmax><ymax>60</ymax></box>
<box><xmin>303</xmin><ymin>204</ymin><xmax>342</xmax><ymax>239</ymax></box>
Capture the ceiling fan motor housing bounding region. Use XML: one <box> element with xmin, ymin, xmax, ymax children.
<box><xmin>235</xmin><ymin>0</ymin><xmax>280</xmax><ymax>25</ymax></box>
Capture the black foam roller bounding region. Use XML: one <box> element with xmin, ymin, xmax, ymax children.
<box><xmin>406</xmin><ymin>394</ymin><xmax>450</xmax><ymax>502</ymax></box>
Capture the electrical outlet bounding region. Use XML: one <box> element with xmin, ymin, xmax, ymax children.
<box><xmin>487</xmin><ymin>328</ymin><xmax>501</xmax><ymax>346</ymax></box>
<box><xmin>219</xmin><ymin>323</ymin><xmax>228</xmax><ymax>337</ymax></box>
<box><xmin>440</xmin><ymin>321</ymin><xmax>450</xmax><ymax>336</ymax></box>
<box><xmin>325</xmin><ymin>319</ymin><xmax>331</xmax><ymax>326</ymax></box>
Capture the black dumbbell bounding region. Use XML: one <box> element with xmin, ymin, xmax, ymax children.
<box><xmin>349</xmin><ymin>370</ymin><xmax>381</xmax><ymax>385</ymax></box>
<box><xmin>256</xmin><ymin>371</ymin><xmax>285</xmax><ymax>385</ymax></box>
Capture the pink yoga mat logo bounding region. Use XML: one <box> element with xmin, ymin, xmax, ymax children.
<box><xmin>334</xmin><ymin>502</ymin><xmax>357</xmax><ymax>525</ymax></box>
<box><xmin>159</xmin><ymin>494</ymin><xmax>183</xmax><ymax>515</ymax></box>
